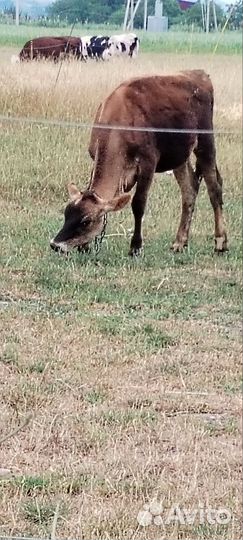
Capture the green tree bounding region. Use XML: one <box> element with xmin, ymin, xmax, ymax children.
<box><xmin>183</xmin><ymin>0</ymin><xmax>224</xmax><ymax>30</ymax></box>
<box><xmin>107</xmin><ymin>0</ymin><xmax>124</xmax><ymax>10</ymax></box>
<box><xmin>163</xmin><ymin>0</ymin><xmax>183</xmax><ymax>22</ymax></box>
<box><xmin>48</xmin><ymin>0</ymin><xmax>120</xmax><ymax>23</ymax></box>
<box><xmin>226</xmin><ymin>0</ymin><xmax>243</xmax><ymax>29</ymax></box>
<box><xmin>48</xmin><ymin>0</ymin><xmax>184</xmax><ymax>27</ymax></box>
<box><xmin>109</xmin><ymin>7</ymin><xmax>126</xmax><ymax>25</ymax></box>
<box><xmin>48</xmin><ymin>0</ymin><xmax>87</xmax><ymax>22</ymax></box>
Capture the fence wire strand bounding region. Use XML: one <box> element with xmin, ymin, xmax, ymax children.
<box><xmin>13</xmin><ymin>40</ymin><xmax>81</xmax><ymax>51</ymax></box>
<box><xmin>0</xmin><ymin>537</ymin><xmax>49</xmax><ymax>540</ymax></box>
<box><xmin>0</xmin><ymin>114</ymin><xmax>241</xmax><ymax>136</ymax></box>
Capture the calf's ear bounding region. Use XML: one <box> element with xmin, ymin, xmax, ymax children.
<box><xmin>104</xmin><ymin>193</ymin><xmax>131</xmax><ymax>213</ymax></box>
<box><xmin>67</xmin><ymin>183</ymin><xmax>82</xmax><ymax>202</ymax></box>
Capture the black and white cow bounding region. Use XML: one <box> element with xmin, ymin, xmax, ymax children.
<box><xmin>108</xmin><ymin>33</ymin><xmax>139</xmax><ymax>58</ymax></box>
<box><xmin>80</xmin><ymin>35</ymin><xmax>91</xmax><ymax>60</ymax></box>
<box><xmin>81</xmin><ymin>35</ymin><xmax>112</xmax><ymax>61</ymax></box>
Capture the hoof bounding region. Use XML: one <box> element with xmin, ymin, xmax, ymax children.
<box><xmin>214</xmin><ymin>237</ymin><xmax>228</xmax><ymax>254</ymax></box>
<box><xmin>129</xmin><ymin>247</ymin><xmax>143</xmax><ymax>257</ymax></box>
<box><xmin>171</xmin><ymin>242</ymin><xmax>187</xmax><ymax>253</ymax></box>
<box><xmin>77</xmin><ymin>244</ymin><xmax>91</xmax><ymax>254</ymax></box>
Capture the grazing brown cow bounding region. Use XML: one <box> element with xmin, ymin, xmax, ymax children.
<box><xmin>15</xmin><ymin>36</ymin><xmax>82</xmax><ymax>62</ymax></box>
<box><xmin>50</xmin><ymin>70</ymin><xmax>228</xmax><ymax>256</ymax></box>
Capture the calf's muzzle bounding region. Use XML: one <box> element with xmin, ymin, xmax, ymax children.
<box><xmin>50</xmin><ymin>239</ymin><xmax>69</xmax><ymax>254</ymax></box>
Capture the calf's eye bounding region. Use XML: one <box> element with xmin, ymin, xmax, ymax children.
<box><xmin>81</xmin><ymin>219</ymin><xmax>91</xmax><ymax>228</ymax></box>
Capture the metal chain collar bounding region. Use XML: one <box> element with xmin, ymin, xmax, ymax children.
<box><xmin>94</xmin><ymin>213</ymin><xmax>108</xmax><ymax>255</ymax></box>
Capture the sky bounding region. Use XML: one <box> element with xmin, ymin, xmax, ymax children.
<box><xmin>35</xmin><ymin>0</ymin><xmax>233</xmax><ymax>4</ymax></box>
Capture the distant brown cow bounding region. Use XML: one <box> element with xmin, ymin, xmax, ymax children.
<box><xmin>50</xmin><ymin>70</ymin><xmax>228</xmax><ymax>256</ymax></box>
<box><xmin>13</xmin><ymin>36</ymin><xmax>82</xmax><ymax>62</ymax></box>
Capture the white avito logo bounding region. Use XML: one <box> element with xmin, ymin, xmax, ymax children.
<box><xmin>137</xmin><ymin>501</ymin><xmax>232</xmax><ymax>527</ymax></box>
<box><xmin>137</xmin><ymin>500</ymin><xmax>164</xmax><ymax>527</ymax></box>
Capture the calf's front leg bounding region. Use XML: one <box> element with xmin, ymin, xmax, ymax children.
<box><xmin>129</xmin><ymin>171</ymin><xmax>154</xmax><ymax>257</ymax></box>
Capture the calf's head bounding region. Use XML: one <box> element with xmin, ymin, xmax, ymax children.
<box><xmin>50</xmin><ymin>183</ymin><xmax>130</xmax><ymax>253</ymax></box>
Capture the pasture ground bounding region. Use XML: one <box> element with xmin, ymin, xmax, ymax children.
<box><xmin>0</xmin><ymin>24</ymin><xmax>242</xmax><ymax>54</ymax></box>
<box><xmin>0</xmin><ymin>44</ymin><xmax>242</xmax><ymax>540</ymax></box>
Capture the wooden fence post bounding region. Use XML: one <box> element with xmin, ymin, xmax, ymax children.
<box><xmin>30</xmin><ymin>40</ymin><xmax>33</xmax><ymax>60</ymax></box>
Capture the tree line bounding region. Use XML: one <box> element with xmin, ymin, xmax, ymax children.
<box><xmin>1</xmin><ymin>0</ymin><xmax>242</xmax><ymax>30</ymax></box>
<box><xmin>47</xmin><ymin>0</ymin><xmax>242</xmax><ymax>30</ymax></box>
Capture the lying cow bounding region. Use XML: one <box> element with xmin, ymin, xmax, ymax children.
<box><xmin>50</xmin><ymin>70</ymin><xmax>228</xmax><ymax>256</ymax></box>
<box><xmin>108</xmin><ymin>33</ymin><xmax>139</xmax><ymax>58</ymax></box>
<box><xmin>12</xmin><ymin>36</ymin><xmax>82</xmax><ymax>63</ymax></box>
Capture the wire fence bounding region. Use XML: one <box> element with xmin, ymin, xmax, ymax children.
<box><xmin>0</xmin><ymin>114</ymin><xmax>241</xmax><ymax>136</ymax></box>
<box><xmin>13</xmin><ymin>39</ymin><xmax>82</xmax><ymax>51</ymax></box>
<box><xmin>0</xmin><ymin>537</ymin><xmax>48</xmax><ymax>540</ymax></box>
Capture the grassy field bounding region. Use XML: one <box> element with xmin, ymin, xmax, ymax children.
<box><xmin>0</xmin><ymin>42</ymin><xmax>242</xmax><ymax>540</ymax></box>
<box><xmin>0</xmin><ymin>22</ymin><xmax>242</xmax><ymax>54</ymax></box>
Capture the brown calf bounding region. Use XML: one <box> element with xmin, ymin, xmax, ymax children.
<box><xmin>50</xmin><ymin>70</ymin><xmax>228</xmax><ymax>255</ymax></box>
<box><xmin>18</xmin><ymin>36</ymin><xmax>82</xmax><ymax>62</ymax></box>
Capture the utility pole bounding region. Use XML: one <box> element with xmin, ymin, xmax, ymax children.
<box><xmin>16</xmin><ymin>0</ymin><xmax>19</xmax><ymax>25</ymax></box>
<box><xmin>205</xmin><ymin>0</ymin><xmax>210</xmax><ymax>33</ymax></box>
<box><xmin>144</xmin><ymin>0</ymin><xmax>148</xmax><ymax>29</ymax></box>
<box><xmin>212</xmin><ymin>0</ymin><xmax>218</xmax><ymax>30</ymax></box>
<box><xmin>200</xmin><ymin>0</ymin><xmax>205</xmax><ymax>31</ymax></box>
<box><xmin>124</xmin><ymin>0</ymin><xmax>148</xmax><ymax>31</ymax></box>
<box><xmin>205</xmin><ymin>0</ymin><xmax>218</xmax><ymax>33</ymax></box>
<box><xmin>123</xmin><ymin>0</ymin><xmax>130</xmax><ymax>30</ymax></box>
<box><xmin>130</xmin><ymin>0</ymin><xmax>134</xmax><ymax>30</ymax></box>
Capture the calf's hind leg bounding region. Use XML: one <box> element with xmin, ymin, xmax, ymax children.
<box><xmin>172</xmin><ymin>160</ymin><xmax>201</xmax><ymax>252</ymax></box>
<box><xmin>203</xmin><ymin>164</ymin><xmax>228</xmax><ymax>252</ymax></box>
<box><xmin>195</xmin><ymin>138</ymin><xmax>228</xmax><ymax>253</ymax></box>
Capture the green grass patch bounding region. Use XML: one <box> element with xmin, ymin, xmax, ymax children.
<box><xmin>191</xmin><ymin>523</ymin><xmax>232</xmax><ymax>539</ymax></box>
<box><xmin>85</xmin><ymin>389</ymin><xmax>105</xmax><ymax>404</ymax></box>
<box><xmin>204</xmin><ymin>417</ymin><xmax>238</xmax><ymax>436</ymax></box>
<box><xmin>99</xmin><ymin>409</ymin><xmax>157</xmax><ymax>427</ymax></box>
<box><xmin>0</xmin><ymin>23</ymin><xmax>241</xmax><ymax>54</ymax></box>
<box><xmin>22</xmin><ymin>500</ymin><xmax>63</xmax><ymax>526</ymax></box>
<box><xmin>97</xmin><ymin>316</ymin><xmax>176</xmax><ymax>352</ymax></box>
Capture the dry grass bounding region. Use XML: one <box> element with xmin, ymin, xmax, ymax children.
<box><xmin>0</xmin><ymin>50</ymin><xmax>242</xmax><ymax>539</ymax></box>
<box><xmin>1</xmin><ymin>51</ymin><xmax>242</xmax><ymax>126</ymax></box>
